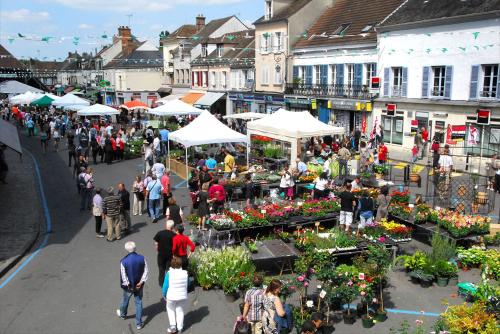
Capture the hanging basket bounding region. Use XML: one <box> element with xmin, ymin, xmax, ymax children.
<box><xmin>457</xmin><ymin>185</ymin><xmax>467</xmax><ymax>197</ymax></box>
<box><xmin>476</xmin><ymin>192</ymin><xmax>488</xmax><ymax>205</ymax></box>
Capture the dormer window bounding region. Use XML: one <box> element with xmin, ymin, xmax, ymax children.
<box><xmin>361</xmin><ymin>23</ymin><xmax>375</xmax><ymax>33</ymax></box>
<box><xmin>201</xmin><ymin>44</ymin><xmax>207</xmax><ymax>57</ymax></box>
<box><xmin>265</xmin><ymin>0</ymin><xmax>272</xmax><ymax>20</ymax></box>
<box><xmin>216</xmin><ymin>44</ymin><xmax>223</xmax><ymax>58</ymax></box>
<box><xmin>333</xmin><ymin>23</ymin><xmax>351</xmax><ymax>36</ymax></box>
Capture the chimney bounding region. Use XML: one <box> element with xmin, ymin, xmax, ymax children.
<box><xmin>196</xmin><ymin>14</ymin><xmax>206</xmax><ymax>32</ymax></box>
<box><xmin>118</xmin><ymin>26</ymin><xmax>134</xmax><ymax>55</ymax></box>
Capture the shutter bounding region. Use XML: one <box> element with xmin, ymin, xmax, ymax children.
<box><xmin>320</xmin><ymin>65</ymin><xmax>328</xmax><ymax>85</ymax></box>
<box><xmin>305</xmin><ymin>66</ymin><xmax>313</xmax><ymax>85</ymax></box>
<box><xmin>402</xmin><ymin>67</ymin><xmax>408</xmax><ymax>97</ymax></box>
<box><xmin>293</xmin><ymin>66</ymin><xmax>299</xmax><ymax>81</ymax></box>
<box><xmin>259</xmin><ymin>35</ymin><xmax>264</xmax><ymax>52</ymax></box>
<box><xmin>421</xmin><ymin>66</ymin><xmax>430</xmax><ymax>98</ymax></box>
<box><xmin>444</xmin><ymin>66</ymin><xmax>453</xmax><ymax>99</ymax></box>
<box><xmin>336</xmin><ymin>64</ymin><xmax>344</xmax><ymax>85</ymax></box>
<box><xmin>469</xmin><ymin>65</ymin><xmax>480</xmax><ymax>99</ymax></box>
<box><xmin>497</xmin><ymin>65</ymin><xmax>500</xmax><ymax>100</ymax></box>
<box><xmin>372</xmin><ymin>63</ymin><xmax>377</xmax><ymax>75</ymax></box>
<box><xmin>204</xmin><ymin>71</ymin><xmax>208</xmax><ymax>87</ymax></box>
<box><xmin>198</xmin><ymin>72</ymin><xmax>202</xmax><ymax>87</ymax></box>
<box><xmin>354</xmin><ymin>64</ymin><xmax>362</xmax><ymax>86</ymax></box>
<box><xmin>272</xmin><ymin>33</ymin><xmax>277</xmax><ymax>52</ymax></box>
<box><xmin>383</xmin><ymin>67</ymin><xmax>390</xmax><ymax>97</ymax></box>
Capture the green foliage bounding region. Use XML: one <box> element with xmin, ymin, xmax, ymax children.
<box><xmin>263</xmin><ymin>144</ymin><xmax>283</xmax><ymax>159</ymax></box>
<box><xmin>408</xmin><ymin>269</ymin><xmax>434</xmax><ymax>282</ymax></box>
<box><xmin>441</xmin><ymin>302</ymin><xmax>498</xmax><ymax>334</ymax></box>
<box><xmin>429</xmin><ymin>229</ymin><xmax>456</xmax><ymax>263</ymax></box>
<box><xmin>434</xmin><ymin>260</ymin><xmax>457</xmax><ymax>278</ymax></box>
<box><xmin>484</xmin><ymin>232</ymin><xmax>500</xmax><ymax>246</ymax></box>
<box><xmin>396</xmin><ymin>250</ymin><xmax>427</xmax><ymax>271</ymax></box>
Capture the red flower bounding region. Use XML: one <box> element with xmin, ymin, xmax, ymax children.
<box><xmin>240</xmin><ymin>272</ymin><xmax>246</xmax><ymax>277</ymax></box>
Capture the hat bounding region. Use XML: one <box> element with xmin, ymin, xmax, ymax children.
<box><xmin>143</xmin><ymin>140</ymin><xmax>148</xmax><ymax>144</ymax></box>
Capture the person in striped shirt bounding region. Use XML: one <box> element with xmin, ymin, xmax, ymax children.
<box><xmin>242</xmin><ymin>274</ymin><xmax>264</xmax><ymax>334</ymax></box>
<box><xmin>102</xmin><ymin>187</ymin><xmax>122</xmax><ymax>242</ymax></box>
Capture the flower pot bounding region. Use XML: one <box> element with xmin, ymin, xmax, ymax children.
<box><xmin>362</xmin><ymin>316</ymin><xmax>375</xmax><ymax>328</ymax></box>
<box><xmin>410</xmin><ymin>276</ymin><xmax>420</xmax><ymax>284</ymax></box>
<box><xmin>342</xmin><ymin>312</ymin><xmax>356</xmax><ymax>325</ymax></box>
<box><xmin>448</xmin><ymin>276</ymin><xmax>459</xmax><ymax>286</ymax></box>
<box><xmin>375</xmin><ymin>173</ymin><xmax>383</xmax><ymax>180</ymax></box>
<box><xmin>374</xmin><ymin>311</ymin><xmax>388</xmax><ymax>322</ymax></box>
<box><xmin>409</xmin><ymin>173</ymin><xmax>420</xmax><ymax>183</ymax></box>
<box><xmin>224</xmin><ymin>291</ymin><xmax>239</xmax><ymax>303</ymax></box>
<box><xmin>420</xmin><ymin>280</ymin><xmax>433</xmax><ymax>288</ymax></box>
<box><xmin>436</xmin><ymin>276</ymin><xmax>449</xmax><ymax>287</ymax></box>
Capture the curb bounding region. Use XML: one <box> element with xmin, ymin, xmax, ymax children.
<box><xmin>0</xmin><ymin>147</ymin><xmax>46</xmax><ymax>280</ymax></box>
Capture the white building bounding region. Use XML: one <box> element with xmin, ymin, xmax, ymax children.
<box><xmin>288</xmin><ymin>0</ymin><xmax>403</xmax><ymax>134</ymax></box>
<box><xmin>374</xmin><ymin>0</ymin><xmax>500</xmax><ymax>154</ymax></box>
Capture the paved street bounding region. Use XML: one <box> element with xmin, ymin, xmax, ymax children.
<box><xmin>0</xmin><ymin>134</ymin><xmax>482</xmax><ymax>334</ymax></box>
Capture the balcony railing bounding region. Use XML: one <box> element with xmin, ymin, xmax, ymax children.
<box><xmin>285</xmin><ymin>83</ymin><xmax>371</xmax><ymax>99</ymax></box>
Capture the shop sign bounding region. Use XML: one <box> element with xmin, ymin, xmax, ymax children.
<box><xmin>476</xmin><ymin>109</ymin><xmax>490</xmax><ymax>125</ymax></box>
<box><xmin>329</xmin><ymin>99</ymin><xmax>358</xmax><ymax>110</ymax></box>
<box><xmin>311</xmin><ymin>99</ymin><xmax>317</xmax><ymax>110</ymax></box>
<box><xmin>285</xmin><ymin>98</ymin><xmax>310</xmax><ymax>105</ymax></box>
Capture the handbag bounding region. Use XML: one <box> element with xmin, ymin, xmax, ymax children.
<box><xmin>136</xmin><ymin>191</ymin><xmax>145</xmax><ymax>201</ymax></box>
<box><xmin>233</xmin><ymin>317</ymin><xmax>250</xmax><ymax>334</ymax></box>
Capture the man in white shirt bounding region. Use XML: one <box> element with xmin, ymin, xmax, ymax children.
<box><xmin>438</xmin><ymin>147</ymin><xmax>453</xmax><ymax>188</ymax></box>
<box><xmin>153</xmin><ymin>135</ymin><xmax>161</xmax><ymax>162</ymax></box>
<box><xmin>152</xmin><ymin>161</ymin><xmax>165</xmax><ymax>179</ymax></box>
<box><xmin>351</xmin><ymin>176</ymin><xmax>362</xmax><ymax>190</ymax></box>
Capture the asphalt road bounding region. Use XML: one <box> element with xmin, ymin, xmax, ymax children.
<box><xmin>0</xmin><ymin>134</ymin><xmax>481</xmax><ymax>334</ymax></box>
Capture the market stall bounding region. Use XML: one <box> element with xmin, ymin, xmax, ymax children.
<box><xmin>9</xmin><ymin>91</ymin><xmax>43</xmax><ymax>105</ymax></box>
<box><xmin>51</xmin><ymin>93</ymin><xmax>90</xmax><ymax>108</ymax></box>
<box><xmin>0</xmin><ymin>80</ymin><xmax>43</xmax><ymax>95</ymax></box>
<box><xmin>76</xmin><ymin>104</ymin><xmax>120</xmax><ymax>116</ymax></box>
<box><xmin>168</xmin><ymin>110</ymin><xmax>248</xmax><ymax>182</ymax></box>
<box><xmin>246</xmin><ymin>109</ymin><xmax>344</xmax><ymax>166</ymax></box>
<box><xmin>148</xmin><ymin>99</ymin><xmax>203</xmax><ymax>117</ymax></box>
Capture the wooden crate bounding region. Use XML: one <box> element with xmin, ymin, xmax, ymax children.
<box><xmin>168</xmin><ymin>158</ymin><xmax>194</xmax><ymax>180</ymax></box>
<box><xmin>489</xmin><ymin>223</ymin><xmax>500</xmax><ymax>236</ymax></box>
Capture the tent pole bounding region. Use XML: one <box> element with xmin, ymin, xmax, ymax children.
<box><xmin>167</xmin><ymin>140</ymin><xmax>171</xmax><ymax>170</ymax></box>
<box><xmin>246</xmin><ymin>142</ymin><xmax>250</xmax><ymax>168</ymax></box>
<box><xmin>185</xmin><ymin>147</ymin><xmax>189</xmax><ymax>188</ymax></box>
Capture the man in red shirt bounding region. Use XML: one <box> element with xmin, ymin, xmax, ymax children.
<box><xmin>161</xmin><ymin>170</ymin><xmax>171</xmax><ymax>216</ymax></box>
<box><xmin>378</xmin><ymin>142</ymin><xmax>388</xmax><ymax>165</ymax></box>
<box><xmin>208</xmin><ymin>178</ymin><xmax>226</xmax><ymax>213</ymax></box>
<box><xmin>172</xmin><ymin>225</ymin><xmax>195</xmax><ymax>270</ymax></box>
<box><xmin>421</xmin><ymin>127</ymin><xmax>429</xmax><ymax>159</ymax></box>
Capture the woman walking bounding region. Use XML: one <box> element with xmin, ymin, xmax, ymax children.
<box><xmin>166</xmin><ymin>197</ymin><xmax>184</xmax><ymax>226</ymax></box>
<box><xmin>197</xmin><ymin>182</ymin><xmax>210</xmax><ymax>230</ymax></box>
<box><xmin>375</xmin><ymin>185</ymin><xmax>391</xmax><ymax>222</ymax></box>
<box><xmin>162</xmin><ymin>256</ymin><xmax>188</xmax><ymax>334</ymax></box>
<box><xmin>132</xmin><ymin>175</ymin><xmax>144</xmax><ymax>216</ymax></box>
<box><xmin>313</xmin><ymin>172</ymin><xmax>329</xmax><ymax>200</ymax></box>
<box><xmin>92</xmin><ymin>188</ymin><xmax>105</xmax><ymax>238</ymax></box>
<box><xmin>262</xmin><ymin>279</ymin><xmax>286</xmax><ymax>334</ymax></box>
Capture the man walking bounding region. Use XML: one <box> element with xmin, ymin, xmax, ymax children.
<box><xmin>153</xmin><ymin>220</ymin><xmax>176</xmax><ymax>286</ymax></box>
<box><xmin>159</xmin><ymin>127</ymin><xmax>169</xmax><ymax>156</ymax></box>
<box><xmin>118</xmin><ymin>183</ymin><xmax>131</xmax><ymax>234</ymax></box>
<box><xmin>337</xmin><ymin>144</ymin><xmax>351</xmax><ymax>180</ymax></box>
<box><xmin>102</xmin><ymin>187</ymin><xmax>122</xmax><ymax>241</ymax></box>
<box><xmin>79</xmin><ymin>167</ymin><xmax>94</xmax><ymax>211</ymax></box>
<box><xmin>146</xmin><ymin>174</ymin><xmax>163</xmax><ymax>223</ymax></box>
<box><xmin>161</xmin><ymin>170</ymin><xmax>171</xmax><ymax>217</ymax></box>
<box><xmin>117</xmin><ymin>241</ymin><xmax>148</xmax><ymax>330</ymax></box>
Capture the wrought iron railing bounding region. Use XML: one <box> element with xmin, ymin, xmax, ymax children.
<box><xmin>285</xmin><ymin>83</ymin><xmax>371</xmax><ymax>99</ymax></box>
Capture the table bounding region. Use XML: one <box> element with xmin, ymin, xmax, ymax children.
<box><xmin>247</xmin><ymin>239</ymin><xmax>300</xmax><ymax>275</ymax></box>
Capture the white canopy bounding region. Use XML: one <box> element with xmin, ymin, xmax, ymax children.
<box><xmin>0</xmin><ymin>119</ymin><xmax>22</xmax><ymax>154</ymax></box>
<box><xmin>77</xmin><ymin>104</ymin><xmax>120</xmax><ymax>116</ymax></box>
<box><xmin>52</xmin><ymin>93</ymin><xmax>90</xmax><ymax>107</ymax></box>
<box><xmin>9</xmin><ymin>91</ymin><xmax>43</xmax><ymax>104</ymax></box>
<box><xmin>247</xmin><ymin>109</ymin><xmax>345</xmax><ymax>166</ymax></box>
<box><xmin>247</xmin><ymin>109</ymin><xmax>344</xmax><ymax>139</ymax></box>
<box><xmin>169</xmin><ymin>110</ymin><xmax>248</xmax><ymax>147</ymax></box>
<box><xmin>148</xmin><ymin>99</ymin><xmax>204</xmax><ymax>117</ymax></box>
<box><xmin>223</xmin><ymin>112</ymin><xmax>267</xmax><ymax>121</ymax></box>
<box><xmin>0</xmin><ymin>80</ymin><xmax>43</xmax><ymax>95</ymax></box>
<box><xmin>156</xmin><ymin>94</ymin><xmax>183</xmax><ymax>105</ymax></box>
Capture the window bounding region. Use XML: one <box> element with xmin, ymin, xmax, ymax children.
<box><xmin>175</xmin><ymin>70</ymin><xmax>179</xmax><ymax>84</ymax></box>
<box><xmin>216</xmin><ymin>44</ymin><xmax>223</xmax><ymax>58</ymax></box>
<box><xmin>265</xmin><ymin>0</ymin><xmax>272</xmax><ymax>20</ymax></box>
<box><xmin>392</xmin><ymin>67</ymin><xmax>403</xmax><ymax>96</ymax></box>
<box><xmin>432</xmin><ymin>66</ymin><xmax>446</xmax><ymax>97</ymax></box>
<box><xmin>347</xmin><ymin>64</ymin><xmax>354</xmax><ymax>87</ymax></box>
<box><xmin>201</xmin><ymin>44</ymin><xmax>207</xmax><ymax>57</ymax></box>
<box><xmin>210</xmin><ymin>71</ymin><xmax>216</xmax><ymax>87</ymax></box>
<box><xmin>299</xmin><ymin>66</ymin><xmax>306</xmax><ymax>83</ymax></box>
<box><xmin>482</xmin><ymin>64</ymin><xmax>498</xmax><ymax>98</ymax></box>
<box><xmin>382</xmin><ymin>116</ymin><xmax>404</xmax><ymax>145</ymax></box>
<box><xmin>261</xmin><ymin>66</ymin><xmax>269</xmax><ymax>85</ymax></box>
<box><xmin>185</xmin><ymin>70</ymin><xmax>190</xmax><ymax>84</ymax></box>
<box><xmin>329</xmin><ymin>65</ymin><xmax>336</xmax><ymax>85</ymax></box>
<box><xmin>274</xmin><ymin>67</ymin><xmax>282</xmax><ymax>85</ymax></box>
<box><xmin>202</xmin><ymin>71</ymin><xmax>207</xmax><ymax>87</ymax></box>
<box><xmin>314</xmin><ymin>65</ymin><xmax>321</xmax><ymax>85</ymax></box>
<box><xmin>221</xmin><ymin>71</ymin><xmax>227</xmax><ymax>88</ymax></box>
<box><xmin>365</xmin><ymin>63</ymin><xmax>376</xmax><ymax>86</ymax></box>
<box><xmin>333</xmin><ymin>23</ymin><xmax>351</xmax><ymax>36</ymax></box>
<box><xmin>274</xmin><ymin>32</ymin><xmax>283</xmax><ymax>52</ymax></box>
<box><xmin>193</xmin><ymin>71</ymin><xmax>198</xmax><ymax>86</ymax></box>
<box><xmin>261</xmin><ymin>34</ymin><xmax>270</xmax><ymax>53</ymax></box>
<box><xmin>361</xmin><ymin>23</ymin><xmax>375</xmax><ymax>33</ymax></box>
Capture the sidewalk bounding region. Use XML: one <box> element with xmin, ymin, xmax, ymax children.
<box><xmin>0</xmin><ymin>148</ymin><xmax>44</xmax><ymax>278</ymax></box>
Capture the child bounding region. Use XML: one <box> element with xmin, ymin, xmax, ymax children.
<box><xmin>411</xmin><ymin>144</ymin><xmax>418</xmax><ymax>163</ymax></box>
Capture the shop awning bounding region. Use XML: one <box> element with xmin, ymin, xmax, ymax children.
<box><xmin>0</xmin><ymin>119</ymin><xmax>22</xmax><ymax>154</ymax></box>
<box><xmin>180</xmin><ymin>92</ymin><xmax>204</xmax><ymax>105</ymax></box>
<box><xmin>193</xmin><ymin>92</ymin><xmax>225</xmax><ymax>108</ymax></box>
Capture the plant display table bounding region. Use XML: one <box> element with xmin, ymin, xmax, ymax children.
<box><xmin>245</xmin><ymin>239</ymin><xmax>300</xmax><ymax>275</ymax></box>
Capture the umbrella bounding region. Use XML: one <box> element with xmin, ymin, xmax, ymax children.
<box><xmin>30</xmin><ymin>95</ymin><xmax>55</xmax><ymax>107</ymax></box>
<box><xmin>120</xmin><ymin>100</ymin><xmax>150</xmax><ymax>110</ymax></box>
<box><xmin>77</xmin><ymin>104</ymin><xmax>120</xmax><ymax>116</ymax></box>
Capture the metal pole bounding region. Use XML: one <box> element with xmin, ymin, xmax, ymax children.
<box><xmin>167</xmin><ymin>140</ymin><xmax>171</xmax><ymax>170</ymax></box>
<box><xmin>185</xmin><ymin>147</ymin><xmax>189</xmax><ymax>188</ymax></box>
<box><xmin>479</xmin><ymin>125</ymin><xmax>484</xmax><ymax>174</ymax></box>
<box><xmin>246</xmin><ymin>142</ymin><xmax>250</xmax><ymax>168</ymax></box>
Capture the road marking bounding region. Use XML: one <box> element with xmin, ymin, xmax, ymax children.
<box><xmin>0</xmin><ymin>149</ymin><xmax>52</xmax><ymax>289</ymax></box>
<box><xmin>174</xmin><ymin>180</ymin><xmax>187</xmax><ymax>189</ymax></box>
<box><xmin>386</xmin><ymin>308</ymin><xmax>440</xmax><ymax>317</ymax></box>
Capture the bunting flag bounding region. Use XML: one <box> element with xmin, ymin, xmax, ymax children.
<box><xmin>467</xmin><ymin>125</ymin><xmax>479</xmax><ymax>146</ymax></box>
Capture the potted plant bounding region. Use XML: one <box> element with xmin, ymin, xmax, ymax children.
<box><xmin>409</xmin><ymin>165</ymin><xmax>421</xmax><ymax>185</ymax></box>
<box><xmin>359</xmin><ymin>282</ymin><xmax>375</xmax><ymax>328</ymax></box>
<box><xmin>336</xmin><ymin>284</ymin><xmax>358</xmax><ymax>324</ymax></box>
<box><xmin>396</xmin><ymin>250</ymin><xmax>427</xmax><ymax>273</ymax></box>
<box><xmin>366</xmin><ymin>244</ymin><xmax>392</xmax><ymax>322</ymax></box>
<box><xmin>243</xmin><ymin>237</ymin><xmax>258</xmax><ymax>253</ymax></box>
<box><xmin>434</xmin><ymin>260</ymin><xmax>456</xmax><ymax>287</ymax></box>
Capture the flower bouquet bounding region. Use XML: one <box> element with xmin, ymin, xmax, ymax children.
<box><xmin>208</xmin><ymin>214</ymin><xmax>233</xmax><ymax>230</ymax></box>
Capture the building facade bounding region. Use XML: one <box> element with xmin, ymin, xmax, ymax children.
<box><xmin>374</xmin><ymin>0</ymin><xmax>500</xmax><ymax>154</ymax></box>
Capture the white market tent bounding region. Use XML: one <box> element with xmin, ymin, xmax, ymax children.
<box><xmin>9</xmin><ymin>91</ymin><xmax>43</xmax><ymax>105</ymax></box>
<box><xmin>148</xmin><ymin>99</ymin><xmax>204</xmax><ymax>116</ymax></box>
<box><xmin>247</xmin><ymin>108</ymin><xmax>345</xmax><ymax>164</ymax></box>
<box><xmin>52</xmin><ymin>93</ymin><xmax>90</xmax><ymax>107</ymax></box>
<box><xmin>77</xmin><ymin>104</ymin><xmax>120</xmax><ymax>116</ymax></box>
<box><xmin>156</xmin><ymin>94</ymin><xmax>184</xmax><ymax>105</ymax></box>
<box><xmin>168</xmin><ymin>110</ymin><xmax>249</xmax><ymax>183</ymax></box>
<box><xmin>223</xmin><ymin>112</ymin><xmax>267</xmax><ymax>121</ymax></box>
<box><xmin>0</xmin><ymin>80</ymin><xmax>43</xmax><ymax>95</ymax></box>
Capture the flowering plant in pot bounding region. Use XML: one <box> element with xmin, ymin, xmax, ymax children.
<box><xmin>366</xmin><ymin>244</ymin><xmax>392</xmax><ymax>322</ymax></box>
<box><xmin>336</xmin><ymin>281</ymin><xmax>359</xmax><ymax>324</ymax></box>
<box><xmin>359</xmin><ymin>282</ymin><xmax>375</xmax><ymax>328</ymax></box>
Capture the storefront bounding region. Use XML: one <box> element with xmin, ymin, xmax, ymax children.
<box><xmin>329</xmin><ymin>99</ymin><xmax>372</xmax><ymax>135</ymax></box>
<box><xmin>227</xmin><ymin>93</ymin><xmax>285</xmax><ymax>115</ymax></box>
<box><xmin>284</xmin><ymin>97</ymin><xmax>311</xmax><ymax>112</ymax></box>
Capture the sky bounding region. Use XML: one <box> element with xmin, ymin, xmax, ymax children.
<box><xmin>0</xmin><ymin>0</ymin><xmax>261</xmax><ymax>61</ymax></box>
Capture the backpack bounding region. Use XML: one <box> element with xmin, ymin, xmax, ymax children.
<box><xmin>79</xmin><ymin>131</ymin><xmax>89</xmax><ymax>147</ymax></box>
<box><xmin>78</xmin><ymin>174</ymin><xmax>87</xmax><ymax>189</ymax></box>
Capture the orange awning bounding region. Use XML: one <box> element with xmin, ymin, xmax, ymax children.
<box><xmin>180</xmin><ymin>92</ymin><xmax>204</xmax><ymax>105</ymax></box>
